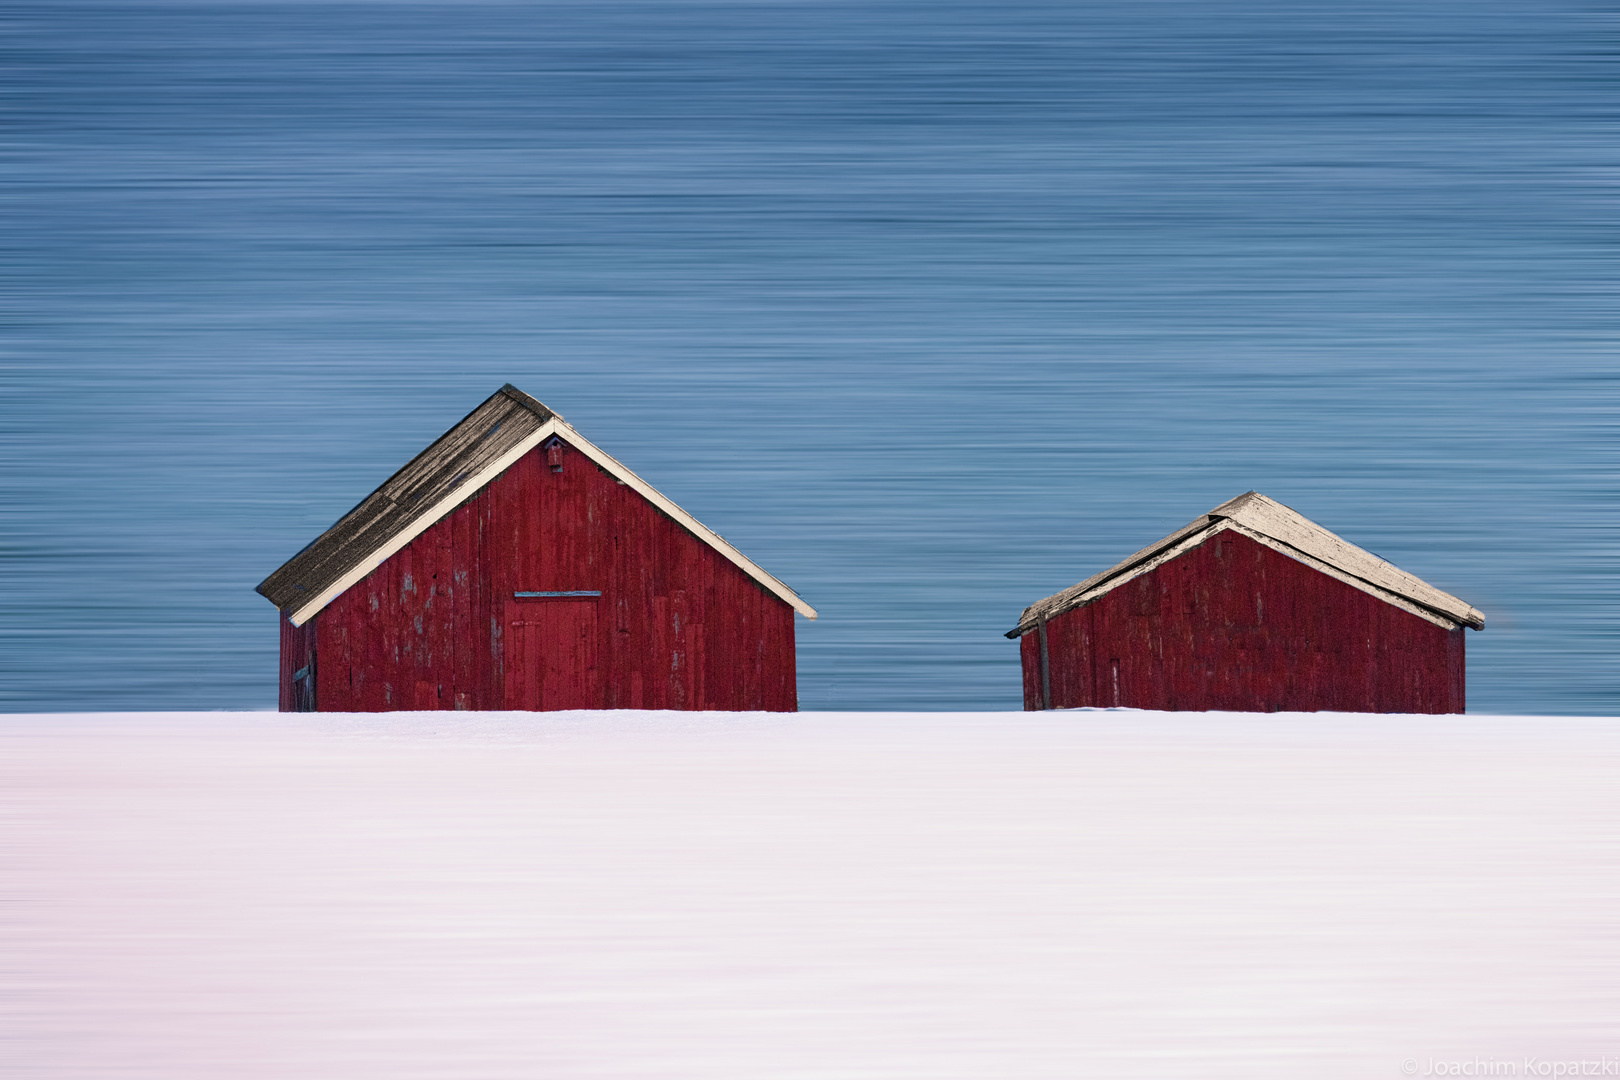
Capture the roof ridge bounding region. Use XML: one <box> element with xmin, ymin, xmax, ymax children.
<box><xmin>497</xmin><ymin>384</ymin><xmax>557</xmax><ymax>422</ymax></box>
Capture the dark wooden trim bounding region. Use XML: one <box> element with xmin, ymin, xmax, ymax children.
<box><xmin>279</xmin><ymin>613</ymin><xmax>318</xmax><ymax>712</ymax></box>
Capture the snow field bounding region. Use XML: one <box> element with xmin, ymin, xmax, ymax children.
<box><xmin>3</xmin><ymin>711</ymin><xmax>1617</xmax><ymax>1079</ymax></box>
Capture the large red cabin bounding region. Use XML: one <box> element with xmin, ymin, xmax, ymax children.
<box><xmin>1007</xmin><ymin>493</ymin><xmax>1484</xmax><ymax>713</ymax></box>
<box><xmin>258</xmin><ymin>385</ymin><xmax>816</xmax><ymax>712</ymax></box>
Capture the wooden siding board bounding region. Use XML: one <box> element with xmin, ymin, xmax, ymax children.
<box><xmin>475</xmin><ymin>486</ymin><xmax>498</xmax><ymax>710</ymax></box>
<box><xmin>449</xmin><ymin>494</ymin><xmax>473</xmax><ymax>709</ymax></box>
<box><xmin>314</xmin><ymin>605</ymin><xmax>349</xmax><ymax>711</ymax></box>
<box><xmin>1019</xmin><ymin>633</ymin><xmax>1039</xmax><ymax>710</ymax></box>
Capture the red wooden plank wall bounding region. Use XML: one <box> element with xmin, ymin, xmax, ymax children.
<box><xmin>283</xmin><ymin>437</ymin><xmax>798</xmax><ymax>712</ymax></box>
<box><xmin>1024</xmin><ymin>530</ymin><xmax>1465</xmax><ymax>714</ymax></box>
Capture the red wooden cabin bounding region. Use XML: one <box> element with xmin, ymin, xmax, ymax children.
<box><xmin>1007</xmin><ymin>493</ymin><xmax>1484</xmax><ymax>713</ymax></box>
<box><xmin>257</xmin><ymin>385</ymin><xmax>816</xmax><ymax>712</ymax></box>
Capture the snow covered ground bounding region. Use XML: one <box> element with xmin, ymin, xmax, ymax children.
<box><xmin>4</xmin><ymin>710</ymin><xmax>1618</xmax><ymax>1079</ymax></box>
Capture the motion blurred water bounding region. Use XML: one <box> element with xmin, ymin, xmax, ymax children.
<box><xmin>3</xmin><ymin>1</ymin><xmax>1615</xmax><ymax>712</ymax></box>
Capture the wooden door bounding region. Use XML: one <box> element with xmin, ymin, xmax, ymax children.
<box><xmin>503</xmin><ymin>597</ymin><xmax>601</xmax><ymax>710</ymax></box>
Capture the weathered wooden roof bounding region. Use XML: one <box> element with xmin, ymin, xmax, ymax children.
<box><xmin>258</xmin><ymin>385</ymin><xmax>817</xmax><ymax>626</ymax></box>
<box><xmin>1006</xmin><ymin>491</ymin><xmax>1484</xmax><ymax>638</ymax></box>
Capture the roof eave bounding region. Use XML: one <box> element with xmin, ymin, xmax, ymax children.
<box><xmin>1005</xmin><ymin>515</ymin><xmax>1220</xmax><ymax>638</ymax></box>
<box><xmin>544</xmin><ymin>417</ymin><xmax>818</xmax><ymax>621</ymax></box>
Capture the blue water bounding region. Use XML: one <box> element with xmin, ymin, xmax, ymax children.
<box><xmin>3</xmin><ymin>1</ymin><xmax>1615</xmax><ymax>713</ymax></box>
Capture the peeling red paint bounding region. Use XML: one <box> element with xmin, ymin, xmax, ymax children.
<box><xmin>281</xmin><ymin>437</ymin><xmax>798</xmax><ymax>712</ymax></box>
<box><xmin>1022</xmin><ymin>530</ymin><xmax>1465</xmax><ymax>713</ymax></box>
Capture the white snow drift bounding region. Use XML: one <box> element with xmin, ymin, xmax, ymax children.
<box><xmin>3</xmin><ymin>710</ymin><xmax>1617</xmax><ymax>1079</ymax></box>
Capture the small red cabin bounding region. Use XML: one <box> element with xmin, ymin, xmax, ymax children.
<box><xmin>257</xmin><ymin>385</ymin><xmax>816</xmax><ymax>712</ymax></box>
<box><xmin>1007</xmin><ymin>493</ymin><xmax>1484</xmax><ymax>714</ymax></box>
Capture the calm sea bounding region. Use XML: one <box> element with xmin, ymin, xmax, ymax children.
<box><xmin>3</xmin><ymin>0</ymin><xmax>1615</xmax><ymax>713</ymax></box>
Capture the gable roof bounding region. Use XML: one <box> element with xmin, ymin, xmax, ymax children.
<box><xmin>1006</xmin><ymin>491</ymin><xmax>1484</xmax><ymax>639</ymax></box>
<box><xmin>258</xmin><ymin>385</ymin><xmax>817</xmax><ymax>626</ymax></box>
